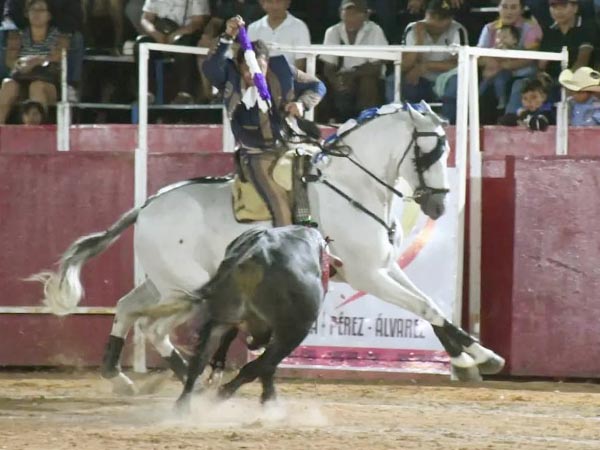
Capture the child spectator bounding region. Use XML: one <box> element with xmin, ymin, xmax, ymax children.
<box><xmin>501</xmin><ymin>75</ymin><xmax>556</xmax><ymax>128</ymax></box>
<box><xmin>559</xmin><ymin>66</ymin><xmax>600</xmax><ymax>126</ymax></box>
<box><xmin>19</xmin><ymin>98</ymin><xmax>44</xmax><ymax>124</ymax></box>
<box><xmin>386</xmin><ymin>0</ymin><xmax>468</xmax><ymax>124</ymax></box>
<box><xmin>320</xmin><ymin>0</ymin><xmax>388</xmax><ymax>122</ymax></box>
<box><xmin>247</xmin><ymin>0</ymin><xmax>311</xmax><ymax>70</ymax></box>
<box><xmin>479</xmin><ymin>24</ymin><xmax>520</xmax><ymax>112</ymax></box>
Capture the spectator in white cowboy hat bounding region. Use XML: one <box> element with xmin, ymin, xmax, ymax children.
<box><xmin>559</xmin><ymin>66</ymin><xmax>600</xmax><ymax>126</ymax></box>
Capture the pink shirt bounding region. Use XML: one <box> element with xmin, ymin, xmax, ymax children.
<box><xmin>477</xmin><ymin>17</ymin><xmax>543</xmax><ymax>51</ymax></box>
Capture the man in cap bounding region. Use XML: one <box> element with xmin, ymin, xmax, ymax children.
<box><xmin>320</xmin><ymin>0</ymin><xmax>388</xmax><ymax>122</ymax></box>
<box><xmin>539</xmin><ymin>0</ymin><xmax>596</xmax><ymax>80</ymax></box>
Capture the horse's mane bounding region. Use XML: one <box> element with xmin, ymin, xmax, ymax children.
<box><xmin>324</xmin><ymin>102</ymin><xmax>441</xmax><ymax>146</ymax></box>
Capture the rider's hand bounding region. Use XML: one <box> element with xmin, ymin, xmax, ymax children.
<box><xmin>225</xmin><ymin>16</ymin><xmax>245</xmax><ymax>39</ymax></box>
<box><xmin>285</xmin><ymin>102</ymin><xmax>304</xmax><ymax>118</ymax></box>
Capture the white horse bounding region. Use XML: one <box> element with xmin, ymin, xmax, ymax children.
<box><xmin>33</xmin><ymin>102</ymin><xmax>504</xmax><ymax>393</ymax></box>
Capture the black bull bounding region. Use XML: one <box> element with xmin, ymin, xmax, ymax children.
<box><xmin>175</xmin><ymin>225</ymin><xmax>330</xmax><ymax>411</ymax></box>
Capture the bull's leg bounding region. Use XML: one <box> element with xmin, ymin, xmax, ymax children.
<box><xmin>175</xmin><ymin>322</ymin><xmax>230</xmax><ymax>414</ymax></box>
<box><xmin>218</xmin><ymin>330</ymin><xmax>305</xmax><ymax>403</ymax></box>
<box><xmin>101</xmin><ymin>280</ymin><xmax>160</xmax><ymax>395</ymax></box>
<box><xmin>386</xmin><ymin>264</ymin><xmax>504</xmax><ymax>379</ymax></box>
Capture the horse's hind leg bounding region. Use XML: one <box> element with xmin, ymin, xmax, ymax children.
<box><xmin>101</xmin><ymin>280</ymin><xmax>160</xmax><ymax>394</ymax></box>
<box><xmin>205</xmin><ymin>327</ymin><xmax>238</xmax><ymax>386</ymax></box>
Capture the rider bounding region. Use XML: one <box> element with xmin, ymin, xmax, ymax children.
<box><xmin>202</xmin><ymin>16</ymin><xmax>326</xmax><ymax>227</ymax></box>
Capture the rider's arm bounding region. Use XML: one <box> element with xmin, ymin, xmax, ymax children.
<box><xmin>201</xmin><ymin>36</ymin><xmax>233</xmax><ymax>90</ymax></box>
<box><xmin>292</xmin><ymin>69</ymin><xmax>327</xmax><ymax>111</ymax></box>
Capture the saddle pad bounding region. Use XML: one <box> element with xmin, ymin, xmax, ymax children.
<box><xmin>232</xmin><ymin>175</ymin><xmax>271</xmax><ymax>222</ymax></box>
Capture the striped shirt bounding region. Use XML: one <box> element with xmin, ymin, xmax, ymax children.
<box><xmin>19</xmin><ymin>27</ymin><xmax>61</xmax><ymax>57</ymax></box>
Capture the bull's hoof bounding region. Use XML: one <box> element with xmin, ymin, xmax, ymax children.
<box><xmin>110</xmin><ymin>372</ymin><xmax>138</xmax><ymax>396</ymax></box>
<box><xmin>174</xmin><ymin>396</ymin><xmax>191</xmax><ymax>416</ymax></box>
<box><xmin>477</xmin><ymin>354</ymin><xmax>506</xmax><ymax>375</ymax></box>
<box><xmin>451</xmin><ymin>365</ymin><xmax>483</xmax><ymax>382</ymax></box>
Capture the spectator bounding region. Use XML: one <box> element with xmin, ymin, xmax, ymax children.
<box><xmin>479</xmin><ymin>24</ymin><xmax>520</xmax><ymax>112</ymax></box>
<box><xmin>477</xmin><ymin>0</ymin><xmax>543</xmax><ymax>122</ymax></box>
<box><xmin>4</xmin><ymin>0</ymin><xmax>83</xmax><ymax>100</ymax></box>
<box><xmin>559</xmin><ymin>66</ymin><xmax>600</xmax><ymax>125</ymax></box>
<box><xmin>320</xmin><ymin>0</ymin><xmax>387</xmax><ymax>122</ymax></box>
<box><xmin>500</xmin><ymin>74</ymin><xmax>555</xmax><ymax>127</ymax></box>
<box><xmin>386</xmin><ymin>0</ymin><xmax>467</xmax><ymax>123</ymax></box>
<box><xmin>82</xmin><ymin>0</ymin><xmax>125</xmax><ymax>53</ymax></box>
<box><xmin>0</xmin><ymin>0</ymin><xmax>69</xmax><ymax>124</ymax></box>
<box><xmin>539</xmin><ymin>0</ymin><xmax>596</xmax><ymax>80</ymax></box>
<box><xmin>247</xmin><ymin>0</ymin><xmax>310</xmax><ymax>70</ymax></box>
<box><xmin>125</xmin><ymin>0</ymin><xmax>144</xmax><ymax>35</ymax></box>
<box><xmin>19</xmin><ymin>98</ymin><xmax>44</xmax><ymax>123</ymax></box>
<box><xmin>137</xmin><ymin>0</ymin><xmax>210</xmax><ymax>103</ymax></box>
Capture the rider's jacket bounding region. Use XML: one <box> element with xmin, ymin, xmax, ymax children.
<box><xmin>203</xmin><ymin>38</ymin><xmax>326</xmax><ymax>150</ymax></box>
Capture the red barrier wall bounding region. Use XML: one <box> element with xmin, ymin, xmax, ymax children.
<box><xmin>2</xmin><ymin>124</ymin><xmax>600</xmax><ymax>377</ymax></box>
<box><xmin>480</xmin><ymin>156</ymin><xmax>600</xmax><ymax>378</ymax></box>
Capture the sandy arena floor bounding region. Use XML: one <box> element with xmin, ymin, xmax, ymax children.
<box><xmin>0</xmin><ymin>371</ymin><xmax>599</xmax><ymax>450</ymax></box>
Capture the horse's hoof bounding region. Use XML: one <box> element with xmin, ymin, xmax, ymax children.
<box><xmin>110</xmin><ymin>372</ymin><xmax>138</xmax><ymax>396</ymax></box>
<box><xmin>451</xmin><ymin>365</ymin><xmax>483</xmax><ymax>382</ymax></box>
<box><xmin>477</xmin><ymin>355</ymin><xmax>506</xmax><ymax>375</ymax></box>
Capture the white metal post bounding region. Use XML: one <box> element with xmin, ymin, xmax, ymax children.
<box><xmin>556</xmin><ymin>46</ymin><xmax>569</xmax><ymax>155</ymax></box>
<box><xmin>133</xmin><ymin>43</ymin><xmax>150</xmax><ymax>373</ymax></box>
<box><xmin>467</xmin><ymin>53</ymin><xmax>482</xmax><ymax>337</ymax></box>
<box><xmin>306</xmin><ymin>54</ymin><xmax>317</xmax><ymax>121</ymax></box>
<box><xmin>57</xmin><ymin>48</ymin><xmax>70</xmax><ymax>151</ymax></box>
<box><xmin>393</xmin><ymin>54</ymin><xmax>402</xmax><ymax>103</ymax></box>
<box><xmin>453</xmin><ymin>47</ymin><xmax>470</xmax><ymax>327</ymax></box>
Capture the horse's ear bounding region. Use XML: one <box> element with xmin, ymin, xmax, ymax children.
<box><xmin>406</xmin><ymin>102</ymin><xmax>429</xmax><ymax>128</ymax></box>
<box><xmin>419</xmin><ymin>100</ymin><xmax>448</xmax><ymax>127</ymax></box>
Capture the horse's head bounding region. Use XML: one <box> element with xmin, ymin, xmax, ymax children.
<box><xmin>399</xmin><ymin>102</ymin><xmax>450</xmax><ymax>220</ymax></box>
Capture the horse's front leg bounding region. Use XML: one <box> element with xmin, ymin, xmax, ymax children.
<box><xmin>387</xmin><ymin>263</ymin><xmax>505</xmax><ymax>378</ymax></box>
<box><xmin>346</xmin><ymin>266</ymin><xmax>480</xmax><ymax>371</ymax></box>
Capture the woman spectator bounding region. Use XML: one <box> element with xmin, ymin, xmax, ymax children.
<box><xmin>0</xmin><ymin>0</ymin><xmax>68</xmax><ymax>124</ymax></box>
<box><xmin>477</xmin><ymin>0</ymin><xmax>543</xmax><ymax>122</ymax></box>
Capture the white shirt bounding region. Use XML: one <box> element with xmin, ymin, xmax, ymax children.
<box><xmin>143</xmin><ymin>0</ymin><xmax>210</xmax><ymax>26</ymax></box>
<box><xmin>403</xmin><ymin>20</ymin><xmax>467</xmax><ymax>81</ymax></box>
<box><xmin>247</xmin><ymin>13</ymin><xmax>311</xmax><ymax>65</ymax></box>
<box><xmin>320</xmin><ymin>21</ymin><xmax>388</xmax><ymax>69</ymax></box>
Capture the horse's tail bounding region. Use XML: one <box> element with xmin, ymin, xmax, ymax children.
<box><xmin>27</xmin><ymin>207</ymin><xmax>141</xmax><ymax>315</ymax></box>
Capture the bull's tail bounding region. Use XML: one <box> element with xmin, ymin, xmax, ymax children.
<box><xmin>27</xmin><ymin>207</ymin><xmax>141</xmax><ymax>315</ymax></box>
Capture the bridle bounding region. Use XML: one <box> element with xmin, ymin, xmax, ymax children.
<box><xmin>297</xmin><ymin>122</ymin><xmax>450</xmax><ymax>243</ymax></box>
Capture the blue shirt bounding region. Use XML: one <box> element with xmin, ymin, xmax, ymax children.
<box><xmin>569</xmin><ymin>96</ymin><xmax>600</xmax><ymax>126</ymax></box>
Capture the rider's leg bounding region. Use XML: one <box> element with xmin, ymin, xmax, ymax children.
<box><xmin>245</xmin><ymin>152</ymin><xmax>292</xmax><ymax>227</ymax></box>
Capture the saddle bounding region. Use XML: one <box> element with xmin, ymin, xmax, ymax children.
<box><xmin>232</xmin><ymin>148</ymin><xmax>317</xmax><ymax>223</ymax></box>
